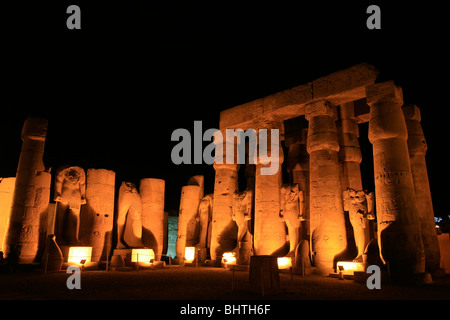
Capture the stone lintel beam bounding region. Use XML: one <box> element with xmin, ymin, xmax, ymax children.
<box><xmin>219</xmin><ymin>63</ymin><xmax>378</xmax><ymax>130</ymax></box>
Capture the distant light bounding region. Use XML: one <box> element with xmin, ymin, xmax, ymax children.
<box><xmin>68</xmin><ymin>247</ymin><xmax>92</xmax><ymax>264</ymax></box>
<box><xmin>185</xmin><ymin>247</ymin><xmax>196</xmax><ymax>263</ymax></box>
<box><xmin>435</xmin><ymin>216</ymin><xmax>442</xmax><ymax>223</ymax></box>
<box><xmin>131</xmin><ymin>249</ymin><xmax>155</xmax><ymax>263</ymax></box>
<box><xmin>336</xmin><ymin>261</ymin><xmax>365</xmax><ymax>275</ymax></box>
<box><xmin>277</xmin><ymin>257</ymin><xmax>292</xmax><ymax>269</ymax></box>
<box><xmin>221</xmin><ymin>252</ymin><xmax>237</xmax><ymax>265</ymax></box>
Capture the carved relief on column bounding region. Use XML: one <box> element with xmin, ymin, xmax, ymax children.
<box><xmin>366</xmin><ymin>81</ymin><xmax>425</xmax><ymax>274</ymax></box>
<box><xmin>305</xmin><ymin>100</ymin><xmax>347</xmax><ymax>274</ymax></box>
<box><xmin>403</xmin><ymin>104</ymin><xmax>440</xmax><ymax>273</ymax></box>
<box><xmin>6</xmin><ymin>118</ymin><xmax>51</xmax><ymax>264</ymax></box>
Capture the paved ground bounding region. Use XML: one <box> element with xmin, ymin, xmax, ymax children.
<box><xmin>1</xmin><ymin>265</ymin><xmax>449</xmax><ymax>300</ymax></box>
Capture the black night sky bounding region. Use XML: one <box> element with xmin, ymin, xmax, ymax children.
<box><xmin>1</xmin><ymin>1</ymin><xmax>449</xmax><ymax>218</ymax></box>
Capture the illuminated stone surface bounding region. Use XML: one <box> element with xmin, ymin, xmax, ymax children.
<box><xmin>343</xmin><ymin>188</ymin><xmax>374</xmax><ymax>261</ymax></box>
<box><xmin>366</xmin><ymin>81</ymin><xmax>425</xmax><ymax>274</ymax></box>
<box><xmin>116</xmin><ymin>181</ymin><xmax>143</xmax><ymax>249</ymax></box>
<box><xmin>0</xmin><ymin>177</ymin><xmax>15</xmax><ymax>252</ymax></box>
<box><xmin>140</xmin><ymin>178</ymin><xmax>165</xmax><ymax>259</ymax></box>
<box><xmin>54</xmin><ymin>166</ymin><xmax>86</xmax><ymax>245</ymax></box>
<box><xmin>211</xmin><ymin>163</ymin><xmax>239</xmax><ymax>262</ymax></box>
<box><xmin>306</xmin><ymin>101</ymin><xmax>347</xmax><ymax>275</ymax></box>
<box><xmin>197</xmin><ymin>194</ymin><xmax>213</xmax><ymax>261</ymax></box>
<box><xmin>80</xmin><ymin>168</ymin><xmax>115</xmax><ymax>261</ymax></box>
<box><xmin>280</xmin><ymin>183</ymin><xmax>304</xmax><ymax>255</ymax></box>
<box><xmin>232</xmin><ymin>189</ymin><xmax>253</xmax><ymax>264</ymax></box>
<box><xmin>254</xmin><ymin>124</ymin><xmax>286</xmax><ymax>256</ymax></box>
<box><xmin>403</xmin><ymin>104</ymin><xmax>440</xmax><ymax>273</ymax></box>
<box><xmin>6</xmin><ymin>118</ymin><xmax>51</xmax><ymax>264</ymax></box>
<box><xmin>176</xmin><ymin>185</ymin><xmax>201</xmax><ymax>260</ymax></box>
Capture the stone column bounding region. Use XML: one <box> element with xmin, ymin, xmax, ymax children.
<box><xmin>402</xmin><ymin>104</ymin><xmax>440</xmax><ymax>273</ymax></box>
<box><xmin>286</xmin><ymin>127</ymin><xmax>310</xmax><ymax>241</ymax></box>
<box><xmin>0</xmin><ymin>177</ymin><xmax>15</xmax><ymax>252</ymax></box>
<box><xmin>305</xmin><ymin>101</ymin><xmax>347</xmax><ymax>274</ymax></box>
<box><xmin>210</xmin><ymin>163</ymin><xmax>239</xmax><ymax>261</ymax></box>
<box><xmin>337</xmin><ymin>102</ymin><xmax>363</xmax><ymax>190</ymax></box>
<box><xmin>210</xmin><ymin>128</ymin><xmax>239</xmax><ymax>262</ymax></box>
<box><xmin>140</xmin><ymin>178</ymin><xmax>165</xmax><ymax>260</ymax></box>
<box><xmin>253</xmin><ymin>123</ymin><xmax>286</xmax><ymax>256</ymax></box>
<box><xmin>80</xmin><ymin>168</ymin><xmax>115</xmax><ymax>262</ymax></box>
<box><xmin>176</xmin><ymin>185</ymin><xmax>201</xmax><ymax>260</ymax></box>
<box><xmin>366</xmin><ymin>81</ymin><xmax>425</xmax><ymax>274</ymax></box>
<box><xmin>6</xmin><ymin>118</ymin><xmax>51</xmax><ymax>264</ymax></box>
<box><xmin>337</xmin><ymin>102</ymin><xmax>371</xmax><ymax>260</ymax></box>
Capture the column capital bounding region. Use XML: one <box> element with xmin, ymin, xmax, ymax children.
<box><xmin>365</xmin><ymin>81</ymin><xmax>403</xmax><ymax>106</ymax></box>
<box><xmin>305</xmin><ymin>100</ymin><xmax>336</xmax><ymax>121</ymax></box>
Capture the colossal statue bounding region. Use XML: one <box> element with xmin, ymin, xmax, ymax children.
<box><xmin>54</xmin><ymin>166</ymin><xmax>86</xmax><ymax>245</ymax></box>
<box><xmin>342</xmin><ymin>188</ymin><xmax>374</xmax><ymax>262</ymax></box>
<box><xmin>116</xmin><ymin>182</ymin><xmax>143</xmax><ymax>249</ymax></box>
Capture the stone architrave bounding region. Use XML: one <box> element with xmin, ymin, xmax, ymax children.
<box><xmin>140</xmin><ymin>178</ymin><xmax>165</xmax><ymax>260</ymax></box>
<box><xmin>116</xmin><ymin>181</ymin><xmax>143</xmax><ymax>249</ymax></box>
<box><xmin>305</xmin><ymin>101</ymin><xmax>347</xmax><ymax>275</ymax></box>
<box><xmin>54</xmin><ymin>166</ymin><xmax>86</xmax><ymax>245</ymax></box>
<box><xmin>80</xmin><ymin>168</ymin><xmax>115</xmax><ymax>262</ymax></box>
<box><xmin>0</xmin><ymin>177</ymin><xmax>15</xmax><ymax>252</ymax></box>
<box><xmin>253</xmin><ymin>123</ymin><xmax>286</xmax><ymax>256</ymax></box>
<box><xmin>232</xmin><ymin>189</ymin><xmax>253</xmax><ymax>264</ymax></box>
<box><xmin>176</xmin><ymin>185</ymin><xmax>201</xmax><ymax>260</ymax></box>
<box><xmin>403</xmin><ymin>104</ymin><xmax>440</xmax><ymax>273</ymax></box>
<box><xmin>6</xmin><ymin>118</ymin><xmax>52</xmax><ymax>264</ymax></box>
<box><xmin>366</xmin><ymin>81</ymin><xmax>425</xmax><ymax>274</ymax></box>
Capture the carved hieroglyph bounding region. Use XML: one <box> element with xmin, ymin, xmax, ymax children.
<box><xmin>0</xmin><ymin>177</ymin><xmax>15</xmax><ymax>252</ymax></box>
<box><xmin>343</xmin><ymin>188</ymin><xmax>374</xmax><ymax>261</ymax></box>
<box><xmin>6</xmin><ymin>118</ymin><xmax>51</xmax><ymax>264</ymax></box>
<box><xmin>280</xmin><ymin>184</ymin><xmax>305</xmax><ymax>255</ymax></box>
<box><xmin>54</xmin><ymin>166</ymin><xmax>86</xmax><ymax>245</ymax></box>
<box><xmin>367</xmin><ymin>82</ymin><xmax>425</xmax><ymax>274</ymax></box>
<box><xmin>116</xmin><ymin>181</ymin><xmax>143</xmax><ymax>249</ymax></box>
<box><xmin>80</xmin><ymin>168</ymin><xmax>115</xmax><ymax>261</ymax></box>
<box><xmin>306</xmin><ymin>101</ymin><xmax>347</xmax><ymax>274</ymax></box>
<box><xmin>140</xmin><ymin>178</ymin><xmax>165</xmax><ymax>259</ymax></box>
<box><xmin>403</xmin><ymin>104</ymin><xmax>440</xmax><ymax>273</ymax></box>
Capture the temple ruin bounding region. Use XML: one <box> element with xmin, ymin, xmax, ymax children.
<box><xmin>0</xmin><ymin>63</ymin><xmax>447</xmax><ymax>281</ymax></box>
